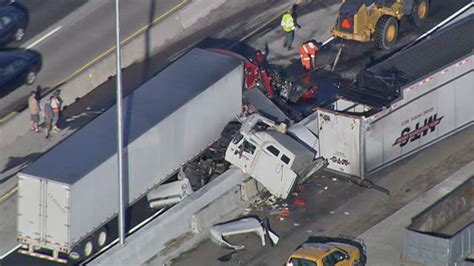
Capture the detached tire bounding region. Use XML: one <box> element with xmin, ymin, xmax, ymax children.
<box><xmin>410</xmin><ymin>0</ymin><xmax>429</xmax><ymax>27</ymax></box>
<box><xmin>375</xmin><ymin>16</ymin><xmax>398</xmax><ymax>50</ymax></box>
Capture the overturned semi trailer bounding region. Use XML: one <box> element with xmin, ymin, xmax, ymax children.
<box><xmin>298</xmin><ymin>14</ymin><xmax>473</xmax><ymax>177</ymax></box>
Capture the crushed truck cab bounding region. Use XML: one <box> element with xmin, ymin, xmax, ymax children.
<box><xmin>225</xmin><ymin>114</ymin><xmax>327</xmax><ymax>199</ymax></box>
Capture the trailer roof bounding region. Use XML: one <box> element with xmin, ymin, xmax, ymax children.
<box><xmin>21</xmin><ymin>48</ymin><xmax>242</xmax><ymax>184</ymax></box>
<box><xmin>342</xmin><ymin>15</ymin><xmax>474</xmax><ymax>108</ymax></box>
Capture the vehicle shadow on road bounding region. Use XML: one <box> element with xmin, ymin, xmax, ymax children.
<box><xmin>1</xmin><ymin>152</ymin><xmax>42</xmax><ymax>176</ymax></box>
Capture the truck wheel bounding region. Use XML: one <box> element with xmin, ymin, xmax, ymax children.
<box><xmin>375</xmin><ymin>16</ymin><xmax>398</xmax><ymax>50</ymax></box>
<box><xmin>83</xmin><ymin>239</ymin><xmax>94</xmax><ymax>258</ymax></box>
<box><xmin>410</xmin><ymin>0</ymin><xmax>429</xmax><ymax>27</ymax></box>
<box><xmin>97</xmin><ymin>228</ymin><xmax>108</xmax><ymax>247</ymax></box>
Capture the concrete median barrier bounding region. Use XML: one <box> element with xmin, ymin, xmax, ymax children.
<box><xmin>90</xmin><ymin>168</ymin><xmax>258</xmax><ymax>266</ymax></box>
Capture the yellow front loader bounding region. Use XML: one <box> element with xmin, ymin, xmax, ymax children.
<box><xmin>332</xmin><ymin>0</ymin><xmax>430</xmax><ymax>49</ymax></box>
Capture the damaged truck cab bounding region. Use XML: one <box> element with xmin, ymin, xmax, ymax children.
<box><xmin>225</xmin><ymin>114</ymin><xmax>328</xmax><ymax>199</ymax></box>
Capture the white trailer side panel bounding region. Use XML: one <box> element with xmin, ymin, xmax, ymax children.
<box><xmin>19</xmin><ymin>48</ymin><xmax>243</xmax><ymax>249</ymax></box>
<box><xmin>68</xmin><ymin>56</ymin><xmax>243</xmax><ymax>245</ymax></box>
<box><xmin>365</xmin><ymin>55</ymin><xmax>473</xmax><ymax>173</ymax></box>
<box><xmin>317</xmin><ymin>109</ymin><xmax>361</xmax><ymax>176</ymax></box>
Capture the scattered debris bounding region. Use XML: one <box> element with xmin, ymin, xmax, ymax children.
<box><xmin>332</xmin><ymin>177</ymin><xmax>338</xmax><ymax>182</ymax></box>
<box><xmin>210</xmin><ymin>216</ymin><xmax>279</xmax><ymax>250</ymax></box>
<box><xmin>217</xmin><ymin>251</ymin><xmax>237</xmax><ymax>262</ymax></box>
<box><xmin>293</xmin><ymin>198</ymin><xmax>305</xmax><ymax>206</ymax></box>
<box><xmin>298</xmin><ymin>184</ymin><xmax>306</xmax><ymax>192</ymax></box>
<box><xmin>329</xmin><ymin>210</ymin><xmax>335</xmax><ymax>214</ymax></box>
<box><xmin>278</xmin><ymin>208</ymin><xmax>290</xmax><ymax>218</ymax></box>
<box><xmin>210</xmin><ymin>217</ymin><xmax>265</xmax><ymax>250</ymax></box>
<box><xmin>146</xmin><ymin>178</ymin><xmax>193</xmax><ymax>209</ymax></box>
<box><xmin>293</xmin><ymin>223</ymin><xmax>300</xmax><ymax>227</ymax></box>
<box><xmin>264</xmin><ymin>217</ymin><xmax>280</xmax><ymax>246</ymax></box>
<box><xmin>243</xmin><ymin>208</ymin><xmax>252</xmax><ymax>215</ymax></box>
<box><xmin>344</xmin><ymin>211</ymin><xmax>350</xmax><ymax>215</ymax></box>
<box><xmin>324</xmin><ymin>186</ymin><xmax>328</xmax><ymax>190</ymax></box>
<box><xmin>306</xmin><ymin>229</ymin><xmax>313</xmax><ymax>234</ymax></box>
<box><xmin>269</xmin><ymin>209</ymin><xmax>281</xmax><ymax>216</ymax></box>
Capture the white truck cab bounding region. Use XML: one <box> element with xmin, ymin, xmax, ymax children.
<box><xmin>225</xmin><ymin>114</ymin><xmax>327</xmax><ymax>199</ymax></box>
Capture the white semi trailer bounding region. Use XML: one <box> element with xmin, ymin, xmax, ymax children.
<box><xmin>16</xmin><ymin>48</ymin><xmax>243</xmax><ymax>263</ymax></box>
<box><xmin>305</xmin><ymin>15</ymin><xmax>473</xmax><ymax>178</ymax></box>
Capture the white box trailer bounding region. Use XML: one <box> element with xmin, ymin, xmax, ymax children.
<box><xmin>16</xmin><ymin>48</ymin><xmax>243</xmax><ymax>262</ymax></box>
<box><xmin>308</xmin><ymin>15</ymin><xmax>473</xmax><ymax>177</ymax></box>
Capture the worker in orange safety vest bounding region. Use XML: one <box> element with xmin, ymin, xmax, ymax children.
<box><xmin>299</xmin><ymin>40</ymin><xmax>320</xmax><ymax>70</ymax></box>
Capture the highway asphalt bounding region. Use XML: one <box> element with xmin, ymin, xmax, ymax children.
<box><xmin>0</xmin><ymin>0</ymin><xmax>184</xmax><ymax>119</ymax></box>
<box><xmin>5</xmin><ymin>0</ymin><xmax>88</xmax><ymax>48</ymax></box>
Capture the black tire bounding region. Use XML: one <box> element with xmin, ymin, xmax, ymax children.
<box><xmin>96</xmin><ymin>227</ymin><xmax>108</xmax><ymax>248</ymax></box>
<box><xmin>375</xmin><ymin>16</ymin><xmax>398</xmax><ymax>50</ymax></box>
<box><xmin>410</xmin><ymin>0</ymin><xmax>429</xmax><ymax>27</ymax></box>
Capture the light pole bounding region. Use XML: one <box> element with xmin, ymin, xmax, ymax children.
<box><xmin>115</xmin><ymin>0</ymin><xmax>126</xmax><ymax>246</ymax></box>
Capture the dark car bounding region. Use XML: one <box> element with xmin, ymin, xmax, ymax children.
<box><xmin>0</xmin><ymin>1</ymin><xmax>28</xmax><ymax>45</ymax></box>
<box><xmin>0</xmin><ymin>49</ymin><xmax>41</xmax><ymax>97</ymax></box>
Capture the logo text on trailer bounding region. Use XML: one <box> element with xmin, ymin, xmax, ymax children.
<box><xmin>393</xmin><ymin>113</ymin><xmax>444</xmax><ymax>147</ymax></box>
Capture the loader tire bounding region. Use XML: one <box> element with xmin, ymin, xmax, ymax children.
<box><xmin>375</xmin><ymin>16</ymin><xmax>398</xmax><ymax>50</ymax></box>
<box><xmin>410</xmin><ymin>0</ymin><xmax>429</xmax><ymax>27</ymax></box>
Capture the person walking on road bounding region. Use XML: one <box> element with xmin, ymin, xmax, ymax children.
<box><xmin>299</xmin><ymin>40</ymin><xmax>320</xmax><ymax>70</ymax></box>
<box><xmin>281</xmin><ymin>6</ymin><xmax>300</xmax><ymax>50</ymax></box>
<box><xmin>43</xmin><ymin>97</ymin><xmax>53</xmax><ymax>139</ymax></box>
<box><xmin>28</xmin><ymin>90</ymin><xmax>40</xmax><ymax>133</ymax></box>
<box><xmin>51</xmin><ymin>91</ymin><xmax>61</xmax><ymax>132</ymax></box>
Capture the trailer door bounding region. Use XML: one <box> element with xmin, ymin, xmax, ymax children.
<box><xmin>17</xmin><ymin>175</ymin><xmax>42</xmax><ymax>244</ymax></box>
<box><xmin>45</xmin><ymin>181</ymin><xmax>70</xmax><ymax>249</ymax></box>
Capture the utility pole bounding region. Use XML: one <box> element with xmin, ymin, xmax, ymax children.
<box><xmin>115</xmin><ymin>0</ymin><xmax>126</xmax><ymax>246</ymax></box>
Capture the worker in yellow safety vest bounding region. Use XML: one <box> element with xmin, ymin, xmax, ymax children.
<box><xmin>281</xmin><ymin>6</ymin><xmax>300</xmax><ymax>50</ymax></box>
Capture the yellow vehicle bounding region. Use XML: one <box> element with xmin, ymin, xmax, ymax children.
<box><xmin>331</xmin><ymin>0</ymin><xmax>430</xmax><ymax>49</ymax></box>
<box><xmin>286</xmin><ymin>236</ymin><xmax>367</xmax><ymax>266</ymax></box>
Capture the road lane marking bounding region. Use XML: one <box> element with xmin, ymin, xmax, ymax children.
<box><xmin>322</xmin><ymin>36</ymin><xmax>334</xmax><ymax>46</ymax></box>
<box><xmin>0</xmin><ymin>244</ymin><xmax>21</xmax><ymax>260</ymax></box>
<box><xmin>0</xmin><ymin>111</ymin><xmax>18</xmax><ymax>124</ymax></box>
<box><xmin>59</xmin><ymin>0</ymin><xmax>189</xmax><ymax>85</ymax></box>
<box><xmin>0</xmin><ymin>0</ymin><xmax>188</xmax><ymax>125</ymax></box>
<box><xmin>417</xmin><ymin>2</ymin><xmax>473</xmax><ymax>41</ymax></box>
<box><xmin>0</xmin><ymin>185</ymin><xmax>17</xmax><ymax>204</ymax></box>
<box><xmin>25</xmin><ymin>26</ymin><xmax>62</xmax><ymax>49</ymax></box>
